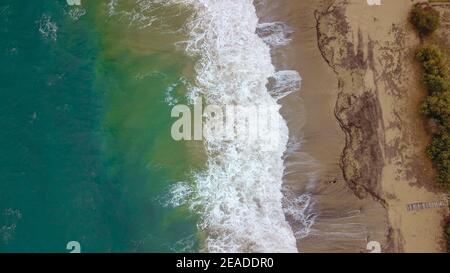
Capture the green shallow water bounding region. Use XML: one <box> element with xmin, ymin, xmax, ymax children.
<box><xmin>0</xmin><ymin>0</ymin><xmax>201</xmax><ymax>252</ymax></box>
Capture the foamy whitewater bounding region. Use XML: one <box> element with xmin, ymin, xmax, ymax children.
<box><xmin>178</xmin><ymin>0</ymin><xmax>297</xmax><ymax>252</ymax></box>
<box><xmin>161</xmin><ymin>0</ymin><xmax>300</xmax><ymax>253</ymax></box>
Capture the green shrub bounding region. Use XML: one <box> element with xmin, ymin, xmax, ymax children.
<box><xmin>417</xmin><ymin>45</ymin><xmax>450</xmax><ymax>93</ymax></box>
<box><xmin>421</xmin><ymin>91</ymin><xmax>450</xmax><ymax>121</ymax></box>
<box><xmin>416</xmin><ymin>44</ymin><xmax>450</xmax><ymax>190</ymax></box>
<box><xmin>423</xmin><ymin>59</ymin><xmax>448</xmax><ymax>77</ymax></box>
<box><xmin>417</xmin><ymin>45</ymin><xmax>442</xmax><ymax>63</ymax></box>
<box><xmin>427</xmin><ymin>128</ymin><xmax>450</xmax><ymax>187</ymax></box>
<box><xmin>424</xmin><ymin>74</ymin><xmax>449</xmax><ymax>93</ymax></box>
<box><xmin>412</xmin><ymin>4</ymin><xmax>450</xmax><ymax>253</ymax></box>
<box><xmin>417</xmin><ymin>45</ymin><xmax>448</xmax><ymax>74</ymax></box>
<box><xmin>410</xmin><ymin>3</ymin><xmax>440</xmax><ymax>36</ymax></box>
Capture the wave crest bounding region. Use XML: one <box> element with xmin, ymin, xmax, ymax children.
<box><xmin>166</xmin><ymin>0</ymin><xmax>301</xmax><ymax>253</ymax></box>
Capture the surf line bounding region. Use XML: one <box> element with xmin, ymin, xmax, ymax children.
<box><xmin>169</xmin><ymin>0</ymin><xmax>299</xmax><ymax>252</ymax></box>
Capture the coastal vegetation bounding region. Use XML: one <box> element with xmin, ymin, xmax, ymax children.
<box><xmin>413</xmin><ymin>20</ymin><xmax>449</xmax><ymax>191</ymax></box>
<box><xmin>416</xmin><ymin>44</ymin><xmax>450</xmax><ymax>214</ymax></box>
<box><xmin>410</xmin><ymin>3</ymin><xmax>440</xmax><ymax>36</ymax></box>
<box><xmin>411</xmin><ymin>2</ymin><xmax>450</xmax><ymax>252</ymax></box>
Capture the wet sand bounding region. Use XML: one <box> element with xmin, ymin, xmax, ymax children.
<box><xmin>256</xmin><ymin>0</ymin><xmax>388</xmax><ymax>253</ymax></box>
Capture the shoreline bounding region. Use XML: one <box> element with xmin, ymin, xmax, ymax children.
<box><xmin>259</xmin><ymin>0</ymin><xmax>448</xmax><ymax>252</ymax></box>
<box><xmin>257</xmin><ymin>0</ymin><xmax>387</xmax><ymax>253</ymax></box>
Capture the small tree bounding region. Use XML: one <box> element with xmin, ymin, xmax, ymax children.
<box><xmin>416</xmin><ymin>45</ymin><xmax>442</xmax><ymax>63</ymax></box>
<box><xmin>427</xmin><ymin>128</ymin><xmax>450</xmax><ymax>187</ymax></box>
<box><xmin>424</xmin><ymin>74</ymin><xmax>449</xmax><ymax>93</ymax></box>
<box><xmin>417</xmin><ymin>45</ymin><xmax>450</xmax><ymax>93</ymax></box>
<box><xmin>421</xmin><ymin>91</ymin><xmax>450</xmax><ymax>121</ymax></box>
<box><xmin>410</xmin><ymin>3</ymin><xmax>440</xmax><ymax>36</ymax></box>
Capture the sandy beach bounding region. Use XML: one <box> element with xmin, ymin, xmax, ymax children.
<box><xmin>258</xmin><ymin>0</ymin><xmax>449</xmax><ymax>252</ymax></box>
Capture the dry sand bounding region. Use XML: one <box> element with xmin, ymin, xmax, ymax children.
<box><xmin>257</xmin><ymin>0</ymin><xmax>449</xmax><ymax>252</ymax></box>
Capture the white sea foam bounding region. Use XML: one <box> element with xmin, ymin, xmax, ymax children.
<box><xmin>268</xmin><ymin>70</ymin><xmax>301</xmax><ymax>100</ymax></box>
<box><xmin>38</xmin><ymin>14</ymin><xmax>58</xmax><ymax>41</ymax></box>
<box><xmin>256</xmin><ymin>21</ymin><xmax>294</xmax><ymax>47</ymax></box>
<box><xmin>165</xmin><ymin>77</ymin><xmax>191</xmax><ymax>106</ymax></box>
<box><xmin>67</xmin><ymin>7</ymin><xmax>86</xmax><ymax>21</ymax></box>
<box><xmin>108</xmin><ymin>0</ymin><xmax>312</xmax><ymax>253</ymax></box>
<box><xmin>283</xmin><ymin>191</ymin><xmax>316</xmax><ymax>239</ymax></box>
<box><xmin>161</xmin><ymin>0</ymin><xmax>302</xmax><ymax>253</ymax></box>
<box><xmin>67</xmin><ymin>0</ymin><xmax>82</xmax><ymax>6</ymax></box>
<box><xmin>160</xmin><ymin>182</ymin><xmax>194</xmax><ymax>208</ymax></box>
<box><xmin>165</xmin><ymin>83</ymin><xmax>179</xmax><ymax>106</ymax></box>
<box><xmin>107</xmin><ymin>0</ymin><xmax>118</xmax><ymax>16</ymax></box>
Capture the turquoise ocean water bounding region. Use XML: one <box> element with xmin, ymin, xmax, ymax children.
<box><xmin>0</xmin><ymin>0</ymin><xmax>200</xmax><ymax>252</ymax></box>
<box><xmin>0</xmin><ymin>0</ymin><xmax>308</xmax><ymax>253</ymax></box>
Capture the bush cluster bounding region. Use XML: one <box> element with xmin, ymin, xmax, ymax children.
<box><xmin>410</xmin><ymin>3</ymin><xmax>440</xmax><ymax>36</ymax></box>
<box><xmin>412</xmin><ymin>2</ymin><xmax>449</xmax><ymax>253</ymax></box>
<box><xmin>417</xmin><ymin>45</ymin><xmax>450</xmax><ymax>189</ymax></box>
<box><xmin>416</xmin><ymin>45</ymin><xmax>450</xmax><ymax>189</ymax></box>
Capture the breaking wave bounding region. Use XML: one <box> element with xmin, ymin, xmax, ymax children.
<box><xmin>120</xmin><ymin>0</ymin><xmax>312</xmax><ymax>252</ymax></box>
<box><xmin>167</xmin><ymin>0</ymin><xmax>301</xmax><ymax>253</ymax></box>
